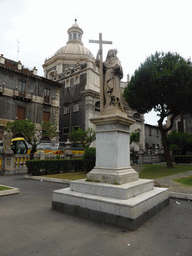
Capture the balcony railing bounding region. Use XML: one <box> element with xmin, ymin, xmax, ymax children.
<box><xmin>13</xmin><ymin>89</ymin><xmax>32</xmax><ymax>101</ymax></box>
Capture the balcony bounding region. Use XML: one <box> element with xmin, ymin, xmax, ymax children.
<box><xmin>0</xmin><ymin>84</ymin><xmax>4</xmax><ymax>95</ymax></box>
<box><xmin>13</xmin><ymin>89</ymin><xmax>33</xmax><ymax>101</ymax></box>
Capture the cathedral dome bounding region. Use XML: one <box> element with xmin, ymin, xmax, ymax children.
<box><xmin>54</xmin><ymin>43</ymin><xmax>94</xmax><ymax>59</ymax></box>
<box><xmin>43</xmin><ymin>20</ymin><xmax>96</xmax><ymax>77</ymax></box>
<box><xmin>53</xmin><ymin>20</ymin><xmax>95</xmax><ymax>60</ymax></box>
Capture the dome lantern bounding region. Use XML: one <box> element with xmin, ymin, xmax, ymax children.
<box><xmin>67</xmin><ymin>19</ymin><xmax>83</xmax><ymax>45</ymax></box>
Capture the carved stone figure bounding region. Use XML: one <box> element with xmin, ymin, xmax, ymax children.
<box><xmin>53</xmin><ymin>71</ymin><xmax>58</xmax><ymax>81</ymax></box>
<box><xmin>2</xmin><ymin>130</ymin><xmax>13</xmax><ymax>153</ymax></box>
<box><xmin>96</xmin><ymin>49</ymin><xmax>124</xmax><ymax>111</ymax></box>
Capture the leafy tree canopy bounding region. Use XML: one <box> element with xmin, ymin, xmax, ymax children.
<box><xmin>124</xmin><ymin>52</ymin><xmax>192</xmax><ymax>121</ymax></box>
<box><xmin>5</xmin><ymin>119</ymin><xmax>36</xmax><ymax>145</ymax></box>
<box><xmin>70</xmin><ymin>127</ymin><xmax>96</xmax><ymax>149</ymax></box>
<box><xmin>123</xmin><ymin>52</ymin><xmax>192</xmax><ymax>167</ymax></box>
<box><xmin>167</xmin><ymin>130</ymin><xmax>192</xmax><ymax>155</ymax></box>
<box><xmin>5</xmin><ymin>119</ymin><xmax>58</xmax><ymax>159</ymax></box>
<box><xmin>41</xmin><ymin>121</ymin><xmax>57</xmax><ymax>140</ymax></box>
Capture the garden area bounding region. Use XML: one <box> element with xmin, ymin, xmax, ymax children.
<box><xmin>26</xmin><ymin>158</ymin><xmax>192</xmax><ymax>188</ymax></box>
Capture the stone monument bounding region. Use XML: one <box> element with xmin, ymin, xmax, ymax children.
<box><xmin>2</xmin><ymin>130</ymin><xmax>13</xmax><ymax>153</ymax></box>
<box><xmin>52</xmin><ymin>34</ymin><xmax>169</xmax><ymax>230</ymax></box>
<box><xmin>1</xmin><ymin>130</ymin><xmax>15</xmax><ymax>174</ymax></box>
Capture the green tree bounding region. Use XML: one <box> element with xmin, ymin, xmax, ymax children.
<box><xmin>70</xmin><ymin>127</ymin><xmax>96</xmax><ymax>149</ymax></box>
<box><xmin>5</xmin><ymin>119</ymin><xmax>57</xmax><ymax>159</ymax></box>
<box><xmin>123</xmin><ymin>52</ymin><xmax>192</xmax><ymax>167</ymax></box>
<box><xmin>130</xmin><ymin>132</ymin><xmax>140</xmax><ymax>144</ymax></box>
<box><xmin>41</xmin><ymin>121</ymin><xmax>57</xmax><ymax>140</ymax></box>
<box><xmin>167</xmin><ymin>131</ymin><xmax>192</xmax><ymax>155</ymax></box>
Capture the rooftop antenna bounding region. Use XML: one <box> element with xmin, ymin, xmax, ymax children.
<box><xmin>16</xmin><ymin>39</ymin><xmax>20</xmax><ymax>61</ymax></box>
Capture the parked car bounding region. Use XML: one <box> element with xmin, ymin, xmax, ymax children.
<box><xmin>37</xmin><ymin>143</ymin><xmax>52</xmax><ymax>150</ymax></box>
<box><xmin>37</xmin><ymin>142</ymin><xmax>59</xmax><ymax>150</ymax></box>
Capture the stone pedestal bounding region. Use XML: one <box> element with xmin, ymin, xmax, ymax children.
<box><xmin>87</xmin><ymin>113</ymin><xmax>137</xmax><ymax>184</ymax></box>
<box><xmin>52</xmin><ymin>111</ymin><xmax>169</xmax><ymax>230</ymax></box>
<box><xmin>39</xmin><ymin>151</ymin><xmax>45</xmax><ymax>160</ymax></box>
<box><xmin>3</xmin><ymin>151</ymin><xmax>15</xmax><ymax>175</ymax></box>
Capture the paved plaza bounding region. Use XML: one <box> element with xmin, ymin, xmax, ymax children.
<box><xmin>0</xmin><ymin>174</ymin><xmax>192</xmax><ymax>256</ymax></box>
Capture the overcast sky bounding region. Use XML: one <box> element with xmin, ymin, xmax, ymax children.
<box><xmin>1</xmin><ymin>0</ymin><xmax>191</xmax><ymax>125</ymax></box>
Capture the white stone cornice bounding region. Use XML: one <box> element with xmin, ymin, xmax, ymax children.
<box><xmin>81</xmin><ymin>89</ymin><xmax>100</xmax><ymax>98</ymax></box>
<box><xmin>90</xmin><ymin>112</ymin><xmax>135</xmax><ymax>127</ymax></box>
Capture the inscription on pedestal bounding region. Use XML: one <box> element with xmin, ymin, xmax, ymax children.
<box><xmin>6</xmin><ymin>159</ymin><xmax>11</xmax><ymax>166</ymax></box>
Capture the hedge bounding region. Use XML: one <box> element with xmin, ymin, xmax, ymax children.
<box><xmin>174</xmin><ymin>155</ymin><xmax>192</xmax><ymax>164</ymax></box>
<box><xmin>26</xmin><ymin>159</ymin><xmax>84</xmax><ymax>176</ymax></box>
<box><xmin>82</xmin><ymin>147</ymin><xmax>96</xmax><ymax>173</ymax></box>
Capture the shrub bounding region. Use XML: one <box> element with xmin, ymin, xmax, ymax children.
<box><xmin>82</xmin><ymin>147</ymin><xmax>96</xmax><ymax>173</ymax></box>
<box><xmin>130</xmin><ymin>132</ymin><xmax>140</xmax><ymax>144</ymax></box>
<box><xmin>167</xmin><ymin>131</ymin><xmax>192</xmax><ymax>155</ymax></box>
<box><xmin>174</xmin><ymin>155</ymin><xmax>192</xmax><ymax>163</ymax></box>
<box><xmin>26</xmin><ymin>159</ymin><xmax>84</xmax><ymax>176</ymax></box>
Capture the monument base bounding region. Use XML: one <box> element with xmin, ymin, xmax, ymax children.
<box><xmin>52</xmin><ymin>181</ymin><xmax>169</xmax><ymax>230</ymax></box>
<box><xmin>52</xmin><ymin>111</ymin><xmax>169</xmax><ymax>230</ymax></box>
<box><xmin>52</xmin><ymin>199</ymin><xmax>169</xmax><ymax>231</ymax></box>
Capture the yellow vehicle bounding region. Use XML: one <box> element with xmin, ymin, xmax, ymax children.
<box><xmin>11</xmin><ymin>137</ymin><xmax>29</xmax><ymax>154</ymax></box>
<box><xmin>0</xmin><ymin>138</ymin><xmax>28</xmax><ymax>168</ymax></box>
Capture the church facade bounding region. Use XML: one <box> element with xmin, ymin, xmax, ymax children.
<box><xmin>42</xmin><ymin>21</ymin><xmax>145</xmax><ymax>151</ymax></box>
<box><xmin>43</xmin><ymin>21</ymin><xmax>100</xmax><ymax>142</ymax></box>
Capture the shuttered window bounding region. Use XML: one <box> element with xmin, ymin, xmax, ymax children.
<box><xmin>43</xmin><ymin>111</ymin><xmax>50</xmax><ymax>122</ymax></box>
<box><xmin>17</xmin><ymin>107</ymin><xmax>25</xmax><ymax>120</ymax></box>
<box><xmin>19</xmin><ymin>81</ymin><xmax>26</xmax><ymax>96</ymax></box>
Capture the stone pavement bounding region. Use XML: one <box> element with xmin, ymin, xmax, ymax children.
<box><xmin>0</xmin><ymin>174</ymin><xmax>192</xmax><ymax>256</ymax></box>
<box><xmin>154</xmin><ymin>170</ymin><xmax>192</xmax><ymax>194</ymax></box>
<box><xmin>133</xmin><ymin>165</ymin><xmax>192</xmax><ymax>200</ymax></box>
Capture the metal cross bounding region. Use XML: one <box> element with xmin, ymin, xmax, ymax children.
<box><xmin>89</xmin><ymin>33</ymin><xmax>112</xmax><ymax>112</ymax></box>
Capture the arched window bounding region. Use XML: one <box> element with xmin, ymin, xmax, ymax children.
<box><xmin>73</xmin><ymin>33</ymin><xmax>77</xmax><ymax>40</ymax></box>
<box><xmin>95</xmin><ymin>101</ymin><xmax>100</xmax><ymax>112</ymax></box>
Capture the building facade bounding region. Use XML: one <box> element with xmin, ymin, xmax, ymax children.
<box><xmin>145</xmin><ymin>124</ymin><xmax>162</xmax><ymax>152</ymax></box>
<box><xmin>0</xmin><ymin>54</ymin><xmax>61</xmax><ymax>140</ymax></box>
<box><xmin>168</xmin><ymin>114</ymin><xmax>192</xmax><ymax>134</ymax></box>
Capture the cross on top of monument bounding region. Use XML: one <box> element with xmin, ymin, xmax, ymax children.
<box><xmin>89</xmin><ymin>33</ymin><xmax>112</xmax><ymax>112</ymax></box>
<box><xmin>89</xmin><ymin>33</ymin><xmax>112</xmax><ymax>57</ymax></box>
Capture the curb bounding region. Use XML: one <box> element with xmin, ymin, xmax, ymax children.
<box><xmin>25</xmin><ymin>175</ymin><xmax>192</xmax><ymax>201</ymax></box>
<box><xmin>0</xmin><ymin>185</ymin><xmax>20</xmax><ymax>197</ymax></box>
<box><xmin>25</xmin><ymin>175</ymin><xmax>70</xmax><ymax>185</ymax></box>
<box><xmin>169</xmin><ymin>192</ymin><xmax>192</xmax><ymax>201</ymax></box>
